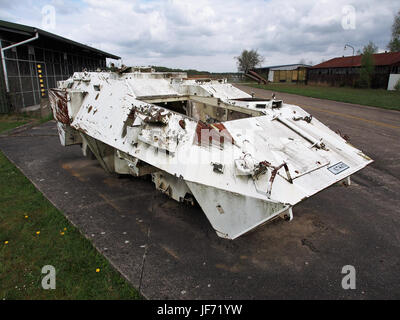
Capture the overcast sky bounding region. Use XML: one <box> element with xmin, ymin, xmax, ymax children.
<box><xmin>0</xmin><ymin>0</ymin><xmax>398</xmax><ymax>72</ymax></box>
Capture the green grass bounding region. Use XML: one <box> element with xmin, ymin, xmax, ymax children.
<box><xmin>0</xmin><ymin>121</ymin><xmax>28</xmax><ymax>134</ymax></box>
<box><xmin>246</xmin><ymin>83</ymin><xmax>400</xmax><ymax>111</ymax></box>
<box><xmin>0</xmin><ymin>112</ymin><xmax>56</xmax><ymax>135</ymax></box>
<box><xmin>38</xmin><ymin>113</ymin><xmax>54</xmax><ymax>125</ymax></box>
<box><xmin>0</xmin><ymin>113</ymin><xmax>36</xmax><ymax>134</ymax></box>
<box><xmin>0</xmin><ymin>150</ymin><xmax>141</xmax><ymax>299</ymax></box>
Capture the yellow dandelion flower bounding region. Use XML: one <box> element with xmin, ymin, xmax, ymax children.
<box><xmin>4</xmin><ymin>241</ymin><xmax>8</xmax><ymax>245</ymax></box>
<box><xmin>60</xmin><ymin>232</ymin><xmax>65</xmax><ymax>236</ymax></box>
<box><xmin>36</xmin><ymin>231</ymin><xmax>40</xmax><ymax>235</ymax></box>
<box><xmin>96</xmin><ymin>268</ymin><xmax>100</xmax><ymax>273</ymax></box>
<box><xmin>24</xmin><ymin>215</ymin><xmax>28</xmax><ymax>219</ymax></box>
<box><xmin>63</xmin><ymin>227</ymin><xmax>67</xmax><ymax>231</ymax></box>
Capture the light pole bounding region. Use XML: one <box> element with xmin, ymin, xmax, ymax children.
<box><xmin>344</xmin><ymin>44</ymin><xmax>355</xmax><ymax>56</ymax></box>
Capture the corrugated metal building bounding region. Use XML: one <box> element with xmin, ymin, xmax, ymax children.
<box><xmin>308</xmin><ymin>52</ymin><xmax>400</xmax><ymax>88</ymax></box>
<box><xmin>255</xmin><ymin>64</ymin><xmax>311</xmax><ymax>83</ymax></box>
<box><xmin>0</xmin><ymin>20</ymin><xmax>120</xmax><ymax>113</ymax></box>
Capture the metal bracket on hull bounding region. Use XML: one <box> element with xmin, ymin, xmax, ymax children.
<box><xmin>253</xmin><ymin>161</ymin><xmax>293</xmax><ymax>198</ymax></box>
<box><xmin>279</xmin><ymin>207</ymin><xmax>293</xmax><ymax>221</ymax></box>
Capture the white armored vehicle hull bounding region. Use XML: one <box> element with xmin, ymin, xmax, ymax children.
<box><xmin>49</xmin><ymin>70</ymin><xmax>372</xmax><ymax>239</ymax></box>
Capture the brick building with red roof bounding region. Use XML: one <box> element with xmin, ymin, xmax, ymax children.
<box><xmin>308</xmin><ymin>52</ymin><xmax>400</xmax><ymax>88</ymax></box>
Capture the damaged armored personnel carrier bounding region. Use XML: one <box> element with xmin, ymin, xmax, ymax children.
<box><xmin>49</xmin><ymin>68</ymin><xmax>372</xmax><ymax>239</ymax></box>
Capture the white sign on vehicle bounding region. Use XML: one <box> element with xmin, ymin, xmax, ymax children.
<box><xmin>328</xmin><ymin>162</ymin><xmax>349</xmax><ymax>175</ymax></box>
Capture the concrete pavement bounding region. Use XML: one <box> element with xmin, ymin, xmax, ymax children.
<box><xmin>0</xmin><ymin>88</ymin><xmax>399</xmax><ymax>299</ymax></box>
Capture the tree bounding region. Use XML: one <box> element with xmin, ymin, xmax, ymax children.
<box><xmin>363</xmin><ymin>41</ymin><xmax>378</xmax><ymax>54</ymax></box>
<box><xmin>359</xmin><ymin>41</ymin><xmax>378</xmax><ymax>88</ymax></box>
<box><xmin>387</xmin><ymin>10</ymin><xmax>400</xmax><ymax>52</ymax></box>
<box><xmin>234</xmin><ymin>49</ymin><xmax>264</xmax><ymax>73</ymax></box>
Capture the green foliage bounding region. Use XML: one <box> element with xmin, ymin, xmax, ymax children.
<box><xmin>39</xmin><ymin>113</ymin><xmax>54</xmax><ymax>124</ymax></box>
<box><xmin>151</xmin><ymin>66</ymin><xmax>243</xmax><ymax>82</ymax></box>
<box><xmin>388</xmin><ymin>10</ymin><xmax>400</xmax><ymax>52</ymax></box>
<box><xmin>151</xmin><ymin>66</ymin><xmax>211</xmax><ymax>76</ymax></box>
<box><xmin>362</xmin><ymin>41</ymin><xmax>378</xmax><ymax>54</ymax></box>
<box><xmin>359</xmin><ymin>41</ymin><xmax>377</xmax><ymax>88</ymax></box>
<box><xmin>234</xmin><ymin>49</ymin><xmax>264</xmax><ymax>73</ymax></box>
<box><xmin>358</xmin><ymin>69</ymin><xmax>371</xmax><ymax>88</ymax></box>
<box><xmin>388</xmin><ymin>38</ymin><xmax>400</xmax><ymax>52</ymax></box>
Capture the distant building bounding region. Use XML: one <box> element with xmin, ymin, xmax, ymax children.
<box><xmin>255</xmin><ymin>64</ymin><xmax>311</xmax><ymax>83</ymax></box>
<box><xmin>308</xmin><ymin>52</ymin><xmax>400</xmax><ymax>88</ymax></box>
<box><xmin>0</xmin><ymin>20</ymin><xmax>120</xmax><ymax>113</ymax></box>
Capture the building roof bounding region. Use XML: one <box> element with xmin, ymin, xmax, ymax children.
<box><xmin>258</xmin><ymin>63</ymin><xmax>311</xmax><ymax>71</ymax></box>
<box><xmin>312</xmin><ymin>51</ymin><xmax>400</xmax><ymax>69</ymax></box>
<box><xmin>0</xmin><ymin>19</ymin><xmax>120</xmax><ymax>60</ymax></box>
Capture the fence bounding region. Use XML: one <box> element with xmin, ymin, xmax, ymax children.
<box><xmin>0</xmin><ymin>38</ymin><xmax>106</xmax><ymax>113</ymax></box>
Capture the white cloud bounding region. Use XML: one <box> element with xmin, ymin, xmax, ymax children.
<box><xmin>0</xmin><ymin>0</ymin><xmax>398</xmax><ymax>71</ymax></box>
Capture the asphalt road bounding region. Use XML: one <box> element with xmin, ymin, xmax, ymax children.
<box><xmin>0</xmin><ymin>87</ymin><xmax>399</xmax><ymax>299</ymax></box>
